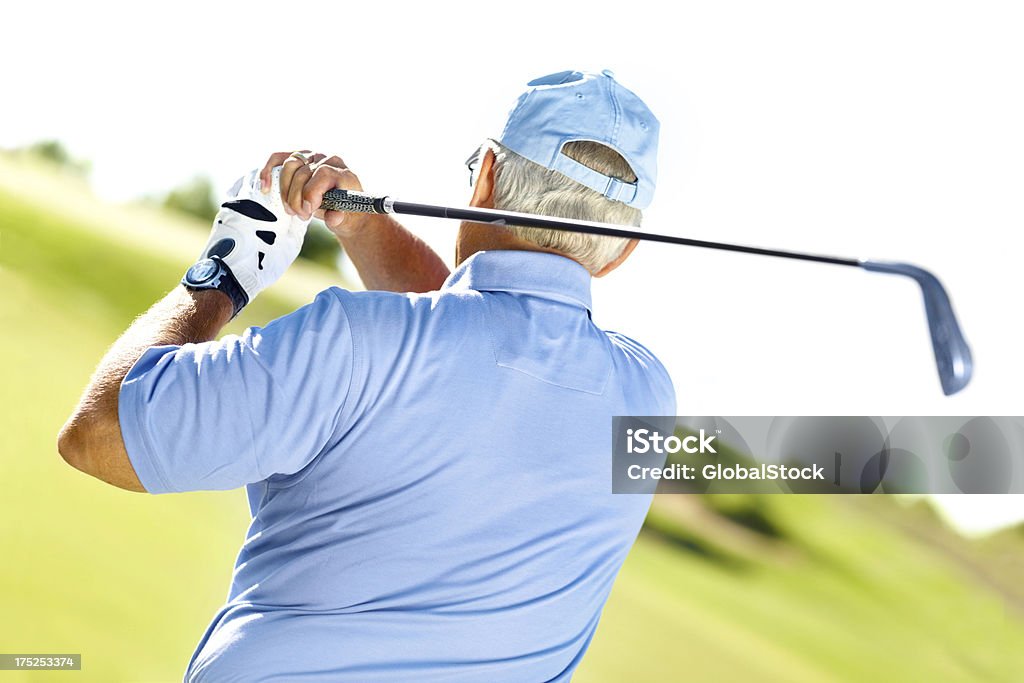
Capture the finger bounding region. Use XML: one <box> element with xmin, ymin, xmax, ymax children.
<box><xmin>295</xmin><ymin>154</ymin><xmax>328</xmax><ymax>216</ymax></box>
<box><xmin>302</xmin><ymin>165</ymin><xmax>362</xmax><ymax>226</ymax></box>
<box><xmin>278</xmin><ymin>152</ymin><xmax>313</xmax><ymax>213</ymax></box>
<box><xmin>322</xmin><ymin>210</ymin><xmax>347</xmax><ymax>231</ymax></box>
<box><xmin>313</xmin><ymin>154</ymin><xmax>347</xmax><ymax>170</ymax></box>
<box><xmin>260</xmin><ymin>152</ymin><xmax>293</xmax><ymax>193</ymax></box>
<box><xmin>288</xmin><ymin>164</ymin><xmax>318</xmax><ymax>219</ymax></box>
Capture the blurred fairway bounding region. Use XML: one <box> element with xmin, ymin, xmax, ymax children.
<box><xmin>1</xmin><ymin>155</ymin><xmax>1022</xmax><ymax>682</ymax></box>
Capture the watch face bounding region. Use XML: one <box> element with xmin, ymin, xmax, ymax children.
<box><xmin>187</xmin><ymin>258</ymin><xmax>220</xmax><ymax>285</ymax></box>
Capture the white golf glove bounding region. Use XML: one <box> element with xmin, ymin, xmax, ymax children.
<box><xmin>195</xmin><ymin>166</ymin><xmax>310</xmax><ymax>306</ymax></box>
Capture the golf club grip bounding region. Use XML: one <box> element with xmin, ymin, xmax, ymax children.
<box><xmin>321</xmin><ymin>189</ymin><xmax>388</xmax><ymax>214</ymax></box>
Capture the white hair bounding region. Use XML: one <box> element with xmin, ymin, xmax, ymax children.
<box><xmin>481</xmin><ymin>138</ymin><xmax>642</xmax><ymax>273</ymax></box>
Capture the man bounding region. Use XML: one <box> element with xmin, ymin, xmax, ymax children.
<box><xmin>58</xmin><ymin>69</ymin><xmax>675</xmax><ymax>682</ymax></box>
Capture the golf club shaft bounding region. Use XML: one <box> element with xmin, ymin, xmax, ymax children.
<box><xmin>322</xmin><ymin>191</ymin><xmax>860</xmax><ymax>267</ymax></box>
<box><xmin>320</xmin><ymin>189</ymin><xmax>973</xmax><ymax>395</ymax></box>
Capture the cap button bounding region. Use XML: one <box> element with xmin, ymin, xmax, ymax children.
<box><xmin>601</xmin><ymin>69</ymin><xmax>615</xmax><ymax>79</ymax></box>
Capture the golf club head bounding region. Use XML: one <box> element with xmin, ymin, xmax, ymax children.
<box><xmin>860</xmin><ymin>260</ymin><xmax>973</xmax><ymax>395</ymax></box>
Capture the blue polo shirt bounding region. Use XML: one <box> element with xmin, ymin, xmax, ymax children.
<box><xmin>119</xmin><ymin>249</ymin><xmax>676</xmax><ymax>682</ymax></box>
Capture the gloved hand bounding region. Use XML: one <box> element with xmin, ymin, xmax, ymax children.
<box><xmin>197</xmin><ymin>166</ymin><xmax>311</xmax><ymax>305</ymax></box>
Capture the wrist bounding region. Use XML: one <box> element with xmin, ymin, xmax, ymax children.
<box><xmin>181</xmin><ymin>287</ymin><xmax>235</xmax><ymax>323</ymax></box>
<box><xmin>167</xmin><ymin>286</ymin><xmax>235</xmax><ymax>340</ymax></box>
<box><xmin>181</xmin><ymin>257</ymin><xmax>250</xmax><ymax>320</ymax></box>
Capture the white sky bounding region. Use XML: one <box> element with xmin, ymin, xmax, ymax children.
<box><xmin>4</xmin><ymin>1</ymin><xmax>1022</xmax><ymax>532</ymax></box>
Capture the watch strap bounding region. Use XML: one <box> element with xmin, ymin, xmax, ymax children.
<box><xmin>181</xmin><ymin>257</ymin><xmax>250</xmax><ymax>319</ymax></box>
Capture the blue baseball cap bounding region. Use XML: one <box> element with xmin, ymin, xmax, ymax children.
<box><xmin>497</xmin><ymin>69</ymin><xmax>660</xmax><ymax>209</ymax></box>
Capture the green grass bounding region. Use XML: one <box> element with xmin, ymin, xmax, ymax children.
<box><xmin>1</xmin><ymin>159</ymin><xmax>1022</xmax><ymax>682</ymax></box>
<box><xmin>578</xmin><ymin>497</ymin><xmax>1022</xmax><ymax>682</ymax></box>
<box><xmin>0</xmin><ymin>168</ymin><xmax>334</xmax><ymax>682</ymax></box>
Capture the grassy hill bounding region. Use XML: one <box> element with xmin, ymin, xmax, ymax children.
<box><xmin>1</xmin><ymin>155</ymin><xmax>1021</xmax><ymax>682</ymax></box>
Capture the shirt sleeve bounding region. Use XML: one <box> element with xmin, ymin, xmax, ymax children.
<box><xmin>117</xmin><ymin>288</ymin><xmax>356</xmax><ymax>494</ymax></box>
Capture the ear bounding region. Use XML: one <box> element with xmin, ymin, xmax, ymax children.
<box><xmin>594</xmin><ymin>239</ymin><xmax>639</xmax><ymax>277</ymax></box>
<box><xmin>469</xmin><ymin>147</ymin><xmax>497</xmax><ymax>209</ymax></box>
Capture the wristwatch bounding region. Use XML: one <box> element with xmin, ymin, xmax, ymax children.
<box><xmin>181</xmin><ymin>257</ymin><xmax>249</xmax><ymax>319</ymax></box>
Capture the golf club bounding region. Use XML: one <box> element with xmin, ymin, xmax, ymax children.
<box><xmin>320</xmin><ymin>189</ymin><xmax>973</xmax><ymax>396</ymax></box>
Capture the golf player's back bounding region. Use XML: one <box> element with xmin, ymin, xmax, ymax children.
<box><xmin>120</xmin><ymin>249</ymin><xmax>674</xmax><ymax>682</ymax></box>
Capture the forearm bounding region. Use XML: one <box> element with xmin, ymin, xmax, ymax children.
<box><xmin>58</xmin><ymin>287</ymin><xmax>233</xmax><ymax>489</ymax></box>
<box><xmin>337</xmin><ymin>213</ymin><xmax>450</xmax><ymax>293</ymax></box>
<box><xmin>89</xmin><ymin>286</ymin><xmax>232</xmax><ymax>388</ymax></box>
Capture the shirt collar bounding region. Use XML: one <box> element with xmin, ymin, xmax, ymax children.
<box><xmin>441</xmin><ymin>250</ymin><xmax>593</xmax><ymax>312</ymax></box>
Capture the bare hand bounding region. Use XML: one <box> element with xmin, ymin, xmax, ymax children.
<box><xmin>259</xmin><ymin>151</ymin><xmax>365</xmax><ymax>234</ymax></box>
